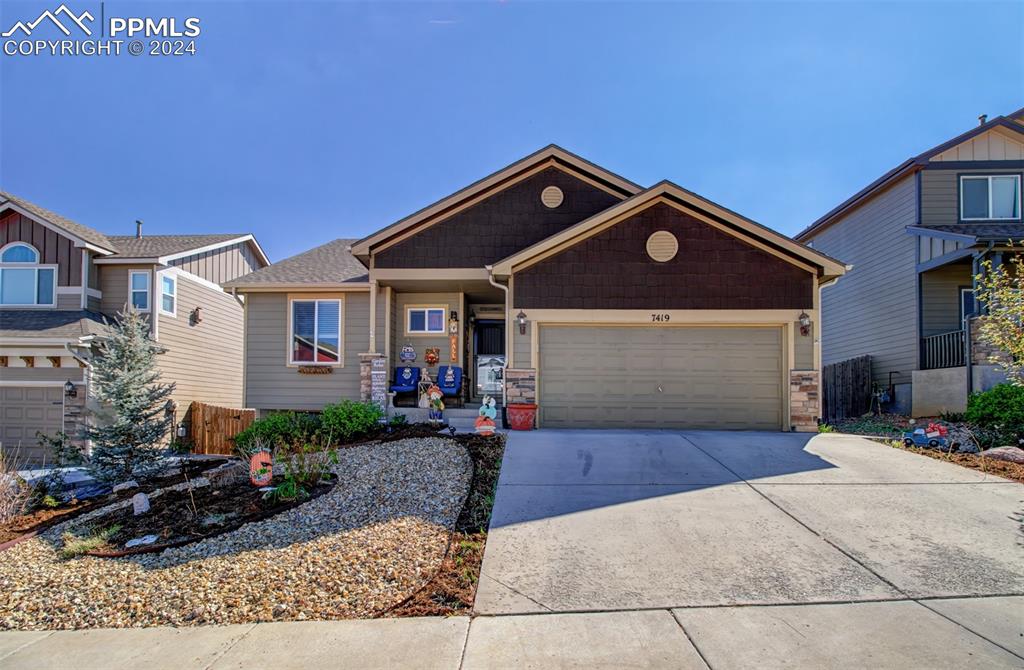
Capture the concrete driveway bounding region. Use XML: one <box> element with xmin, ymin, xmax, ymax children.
<box><xmin>475</xmin><ymin>430</ymin><xmax>1024</xmax><ymax>664</ymax></box>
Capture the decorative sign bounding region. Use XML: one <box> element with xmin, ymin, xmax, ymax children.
<box><xmin>424</xmin><ymin>347</ymin><xmax>440</xmax><ymax>366</ymax></box>
<box><xmin>475</xmin><ymin>395</ymin><xmax>497</xmax><ymax>436</ymax></box>
<box><xmin>449</xmin><ymin>335</ymin><xmax>458</xmax><ymax>363</ymax></box>
<box><xmin>249</xmin><ymin>451</ymin><xmax>273</xmax><ymax>486</ymax></box>
<box><xmin>370</xmin><ymin>357</ymin><xmax>387</xmax><ymax>411</ymax></box>
<box><xmin>298</xmin><ymin>365</ymin><xmax>333</xmax><ymax>375</ymax></box>
<box><xmin>427</xmin><ymin>384</ymin><xmax>445</xmax><ymax>425</ymax></box>
<box><xmin>443</xmin><ymin>366</ymin><xmax>456</xmax><ymax>386</ymax></box>
<box><xmin>399</xmin><ymin>344</ymin><xmax>417</xmax><ymax>362</ymax></box>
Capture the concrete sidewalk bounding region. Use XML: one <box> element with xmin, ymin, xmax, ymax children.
<box><xmin>2</xmin><ymin>597</ymin><xmax>1021</xmax><ymax>669</ymax></box>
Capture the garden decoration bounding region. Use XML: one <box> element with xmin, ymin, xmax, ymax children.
<box><xmin>475</xmin><ymin>395</ymin><xmax>497</xmax><ymax>436</ymax></box>
<box><xmin>249</xmin><ymin>450</ymin><xmax>273</xmax><ymax>486</ymax></box>
<box><xmin>399</xmin><ymin>344</ymin><xmax>416</xmax><ymax>362</ymax></box>
<box><xmin>903</xmin><ymin>422</ymin><xmax>949</xmax><ymax>449</ymax></box>
<box><xmin>425</xmin><ymin>347</ymin><xmax>440</xmax><ymax>366</ymax></box>
<box><xmin>427</xmin><ymin>384</ymin><xmax>445</xmax><ymax>425</ymax></box>
<box><xmin>449</xmin><ymin>313</ymin><xmax>459</xmax><ymax>362</ymax></box>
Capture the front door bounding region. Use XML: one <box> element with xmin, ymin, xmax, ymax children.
<box><xmin>473</xmin><ymin>319</ymin><xmax>505</xmax><ymax>400</ymax></box>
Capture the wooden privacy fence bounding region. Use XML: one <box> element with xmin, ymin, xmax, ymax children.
<box><xmin>822</xmin><ymin>355</ymin><xmax>873</xmax><ymax>423</ymax></box>
<box><xmin>190</xmin><ymin>402</ymin><xmax>256</xmax><ymax>455</ymax></box>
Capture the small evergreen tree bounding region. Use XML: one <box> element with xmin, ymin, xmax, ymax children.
<box><xmin>85</xmin><ymin>308</ymin><xmax>176</xmax><ymax>484</ymax></box>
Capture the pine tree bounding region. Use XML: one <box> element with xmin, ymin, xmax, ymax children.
<box><xmin>85</xmin><ymin>307</ymin><xmax>176</xmax><ymax>484</ymax></box>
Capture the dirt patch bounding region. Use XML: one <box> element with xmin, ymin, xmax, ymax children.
<box><xmin>71</xmin><ymin>476</ymin><xmax>336</xmax><ymax>557</ymax></box>
<box><xmin>895</xmin><ymin>444</ymin><xmax>1024</xmax><ymax>484</ymax></box>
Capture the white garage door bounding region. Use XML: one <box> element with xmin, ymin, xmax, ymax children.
<box><xmin>539</xmin><ymin>325</ymin><xmax>783</xmax><ymax>430</ymax></box>
<box><xmin>0</xmin><ymin>386</ymin><xmax>64</xmax><ymax>464</ymax></box>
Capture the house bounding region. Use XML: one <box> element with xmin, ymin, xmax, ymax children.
<box><xmin>0</xmin><ymin>191</ymin><xmax>269</xmax><ymax>462</ymax></box>
<box><xmin>795</xmin><ymin>109</ymin><xmax>1024</xmax><ymax>416</ymax></box>
<box><xmin>225</xmin><ymin>145</ymin><xmax>845</xmax><ymax>431</ymax></box>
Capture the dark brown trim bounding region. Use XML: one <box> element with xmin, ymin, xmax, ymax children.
<box><xmin>924</xmin><ymin>160</ymin><xmax>1024</xmax><ymax>170</ymax></box>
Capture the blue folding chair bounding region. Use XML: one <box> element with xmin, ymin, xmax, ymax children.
<box><xmin>437</xmin><ymin>365</ymin><xmax>463</xmax><ymax>407</ymax></box>
<box><xmin>390</xmin><ymin>366</ymin><xmax>420</xmax><ymax>406</ymax></box>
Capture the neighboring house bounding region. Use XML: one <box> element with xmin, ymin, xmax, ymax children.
<box><xmin>796</xmin><ymin>109</ymin><xmax>1024</xmax><ymax>416</ymax></box>
<box><xmin>225</xmin><ymin>145</ymin><xmax>845</xmax><ymax>432</ymax></box>
<box><xmin>0</xmin><ymin>191</ymin><xmax>269</xmax><ymax>462</ymax></box>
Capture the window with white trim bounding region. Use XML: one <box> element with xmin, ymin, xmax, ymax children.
<box><xmin>406</xmin><ymin>307</ymin><xmax>446</xmax><ymax>334</ymax></box>
<box><xmin>0</xmin><ymin>242</ymin><xmax>56</xmax><ymax>306</ymax></box>
<box><xmin>960</xmin><ymin>175</ymin><xmax>1020</xmax><ymax>221</ymax></box>
<box><xmin>290</xmin><ymin>299</ymin><xmax>342</xmax><ymax>364</ymax></box>
<box><xmin>160</xmin><ymin>275</ymin><xmax>177</xmax><ymax>315</ymax></box>
<box><xmin>129</xmin><ymin>270</ymin><xmax>150</xmax><ymax>311</ymax></box>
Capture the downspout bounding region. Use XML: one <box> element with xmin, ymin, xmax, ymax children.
<box><xmin>485</xmin><ymin>265</ymin><xmax>509</xmax><ymax>411</ymax></box>
<box><xmin>966</xmin><ymin>242</ymin><xmax>995</xmax><ymax>396</ymax></box>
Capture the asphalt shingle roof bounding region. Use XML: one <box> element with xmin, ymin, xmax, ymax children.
<box><xmin>224</xmin><ymin>239</ymin><xmax>367</xmax><ymax>288</ymax></box>
<box><xmin>0</xmin><ymin>191</ymin><xmax>116</xmax><ymax>251</ymax></box>
<box><xmin>0</xmin><ymin>310</ymin><xmax>111</xmax><ymax>339</ymax></box>
<box><xmin>924</xmin><ymin>223</ymin><xmax>1024</xmax><ymax>242</ymax></box>
<box><xmin>107</xmin><ymin>234</ymin><xmax>248</xmax><ymax>258</ymax></box>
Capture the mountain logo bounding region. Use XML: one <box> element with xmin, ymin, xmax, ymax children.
<box><xmin>2</xmin><ymin>4</ymin><xmax>95</xmax><ymax>38</ymax></box>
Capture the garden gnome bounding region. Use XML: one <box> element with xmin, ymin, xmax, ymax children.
<box><xmin>475</xmin><ymin>395</ymin><xmax>497</xmax><ymax>436</ymax></box>
<box><xmin>427</xmin><ymin>384</ymin><xmax>445</xmax><ymax>425</ymax></box>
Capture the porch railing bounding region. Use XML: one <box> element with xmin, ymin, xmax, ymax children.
<box><xmin>921</xmin><ymin>329</ymin><xmax>966</xmax><ymax>370</ymax></box>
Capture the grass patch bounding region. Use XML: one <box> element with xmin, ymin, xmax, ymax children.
<box><xmin>60</xmin><ymin>524</ymin><xmax>121</xmax><ymax>559</ymax></box>
<box><xmin>833</xmin><ymin>414</ymin><xmax>913</xmax><ymax>438</ymax></box>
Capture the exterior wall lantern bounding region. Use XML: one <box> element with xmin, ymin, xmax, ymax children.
<box><xmin>190</xmin><ymin>307</ymin><xmax>203</xmax><ymax>325</ymax></box>
<box><xmin>798</xmin><ymin>311</ymin><xmax>811</xmax><ymax>336</ymax></box>
<box><xmin>516</xmin><ymin>310</ymin><xmax>528</xmax><ymax>335</ymax></box>
<box><xmin>63</xmin><ymin>379</ymin><xmax>77</xmax><ymax>398</ymax></box>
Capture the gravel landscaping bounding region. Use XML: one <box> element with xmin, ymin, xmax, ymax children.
<box><xmin>0</xmin><ymin>437</ymin><xmax>471</xmax><ymax>630</ymax></box>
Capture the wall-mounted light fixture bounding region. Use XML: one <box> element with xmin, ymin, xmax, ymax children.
<box><xmin>798</xmin><ymin>311</ymin><xmax>811</xmax><ymax>336</ymax></box>
<box><xmin>63</xmin><ymin>379</ymin><xmax>77</xmax><ymax>398</ymax></box>
<box><xmin>516</xmin><ymin>310</ymin><xmax>528</xmax><ymax>335</ymax></box>
<box><xmin>190</xmin><ymin>307</ymin><xmax>203</xmax><ymax>325</ymax></box>
<box><xmin>177</xmin><ymin>422</ymin><xmax>187</xmax><ymax>438</ymax></box>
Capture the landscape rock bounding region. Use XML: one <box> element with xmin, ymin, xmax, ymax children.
<box><xmin>980</xmin><ymin>446</ymin><xmax>1024</xmax><ymax>464</ymax></box>
<box><xmin>125</xmin><ymin>534</ymin><xmax>159</xmax><ymax>548</ymax></box>
<box><xmin>132</xmin><ymin>492</ymin><xmax>150</xmax><ymax>515</ymax></box>
<box><xmin>112</xmin><ymin>480</ymin><xmax>139</xmax><ymax>493</ymax></box>
<box><xmin>186</xmin><ymin>477</ymin><xmax>210</xmax><ymax>489</ymax></box>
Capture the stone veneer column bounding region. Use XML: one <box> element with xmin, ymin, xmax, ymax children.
<box><xmin>789</xmin><ymin>370</ymin><xmax>820</xmax><ymax>432</ymax></box>
<box><xmin>504</xmin><ymin>368</ymin><xmax>536</xmax><ymax>405</ymax></box>
<box><xmin>359</xmin><ymin>353</ymin><xmax>387</xmax><ymax>408</ymax></box>
<box><xmin>968</xmin><ymin>316</ymin><xmax>1010</xmax><ymax>366</ymax></box>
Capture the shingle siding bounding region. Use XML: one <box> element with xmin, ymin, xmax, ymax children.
<box><xmin>809</xmin><ymin>175</ymin><xmax>919</xmax><ymax>385</ymax></box>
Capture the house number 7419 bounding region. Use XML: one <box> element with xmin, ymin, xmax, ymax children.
<box><xmin>651</xmin><ymin>313</ymin><xmax>670</xmax><ymax>322</ymax></box>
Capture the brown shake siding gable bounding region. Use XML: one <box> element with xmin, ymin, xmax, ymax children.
<box><xmin>374</xmin><ymin>167</ymin><xmax>621</xmax><ymax>268</ymax></box>
<box><xmin>514</xmin><ymin>203</ymin><xmax>814</xmax><ymax>310</ymax></box>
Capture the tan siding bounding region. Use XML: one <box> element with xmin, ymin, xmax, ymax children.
<box><xmin>56</xmin><ymin>293</ymin><xmax>81</xmax><ymax>310</ymax></box>
<box><xmin>920</xmin><ymin>262</ymin><xmax>971</xmax><ymax>337</ymax></box>
<box><xmin>0</xmin><ymin>211</ymin><xmax>81</xmax><ymax>286</ymax></box>
<box><xmin>809</xmin><ymin>175</ymin><xmax>919</xmax><ymax>384</ymax></box>
<box><xmin>513</xmin><ymin>325</ymin><xmax>532</xmax><ymax>368</ymax></box>
<box><xmin>0</xmin><ymin>365</ymin><xmax>84</xmax><ymax>382</ymax></box>
<box><xmin>86</xmin><ymin>295</ymin><xmax>101</xmax><ymax>312</ymax></box>
<box><xmin>156</xmin><ymin>275</ymin><xmax>246</xmax><ymax>420</ymax></box>
<box><xmin>98</xmin><ymin>264</ymin><xmax>153</xmax><ymax>329</ymax></box>
<box><xmin>390</xmin><ymin>292</ymin><xmax>462</xmax><ymax>367</ymax></box>
<box><xmin>794</xmin><ymin>319</ymin><xmax>814</xmax><ymax>370</ymax></box>
<box><xmin>244</xmin><ymin>292</ymin><xmax>370</xmax><ymax>411</ymax></box>
<box><xmin>920</xmin><ymin>168</ymin><xmax>1023</xmax><ymax>227</ymax></box>
<box><xmin>930</xmin><ymin>129</ymin><xmax>1024</xmax><ymax>162</ymax></box>
<box><xmin>374</xmin><ymin>285</ymin><xmax>387</xmax><ymax>355</ymax></box>
<box><xmin>169</xmin><ymin>242</ymin><xmax>261</xmax><ymax>285</ymax></box>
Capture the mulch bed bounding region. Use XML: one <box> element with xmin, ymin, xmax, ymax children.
<box><xmin>78</xmin><ymin>475</ymin><xmax>336</xmax><ymax>557</ymax></box>
<box><xmin>894</xmin><ymin>444</ymin><xmax>1024</xmax><ymax>484</ymax></box>
<box><xmin>0</xmin><ymin>459</ymin><xmax>228</xmax><ymax>551</ymax></box>
<box><xmin>384</xmin><ymin>431</ymin><xmax>507</xmax><ymax>617</ymax></box>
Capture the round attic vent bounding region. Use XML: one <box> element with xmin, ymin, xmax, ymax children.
<box><xmin>646</xmin><ymin>231</ymin><xmax>679</xmax><ymax>262</ymax></box>
<box><xmin>540</xmin><ymin>186</ymin><xmax>564</xmax><ymax>208</ymax></box>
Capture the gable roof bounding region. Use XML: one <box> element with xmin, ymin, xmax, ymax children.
<box><xmin>104</xmin><ymin>233</ymin><xmax>271</xmax><ymax>266</ymax></box>
<box><xmin>349</xmin><ymin>144</ymin><xmax>642</xmax><ymax>260</ymax></box>
<box><xmin>0</xmin><ymin>190</ymin><xmax>117</xmax><ymax>252</ymax></box>
<box><xmin>223</xmin><ymin>238</ymin><xmax>368</xmax><ymax>290</ymax></box>
<box><xmin>491</xmin><ymin>180</ymin><xmax>847</xmax><ymax>281</ymax></box>
<box><xmin>795</xmin><ymin>109</ymin><xmax>1024</xmax><ymax>242</ymax></box>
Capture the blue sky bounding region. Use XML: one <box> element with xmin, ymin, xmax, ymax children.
<box><xmin>1</xmin><ymin>1</ymin><xmax>1021</xmax><ymax>261</ymax></box>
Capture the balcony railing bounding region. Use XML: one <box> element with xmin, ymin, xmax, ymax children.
<box><xmin>921</xmin><ymin>329</ymin><xmax>966</xmax><ymax>370</ymax></box>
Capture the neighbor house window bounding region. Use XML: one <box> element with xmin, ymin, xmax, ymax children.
<box><xmin>129</xmin><ymin>271</ymin><xmax>150</xmax><ymax>311</ymax></box>
<box><xmin>406</xmin><ymin>307</ymin><xmax>446</xmax><ymax>334</ymax></box>
<box><xmin>160</xmin><ymin>275</ymin><xmax>177</xmax><ymax>315</ymax></box>
<box><xmin>961</xmin><ymin>175</ymin><xmax>1021</xmax><ymax>220</ymax></box>
<box><xmin>290</xmin><ymin>299</ymin><xmax>342</xmax><ymax>364</ymax></box>
<box><xmin>0</xmin><ymin>242</ymin><xmax>56</xmax><ymax>306</ymax></box>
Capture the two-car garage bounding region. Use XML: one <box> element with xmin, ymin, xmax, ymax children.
<box><xmin>537</xmin><ymin>325</ymin><xmax>784</xmax><ymax>430</ymax></box>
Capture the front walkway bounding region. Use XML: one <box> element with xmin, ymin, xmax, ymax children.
<box><xmin>2</xmin><ymin>599</ymin><xmax>1022</xmax><ymax>669</ymax></box>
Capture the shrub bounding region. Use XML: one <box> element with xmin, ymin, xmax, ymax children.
<box><xmin>0</xmin><ymin>452</ymin><xmax>31</xmax><ymax>524</ymax></box>
<box><xmin>965</xmin><ymin>384</ymin><xmax>1024</xmax><ymax>449</ymax></box>
<box><xmin>817</xmin><ymin>424</ymin><xmax>835</xmax><ymax>434</ymax></box>
<box><xmin>60</xmin><ymin>524</ymin><xmax>121</xmax><ymax>559</ymax></box>
<box><xmin>234</xmin><ymin>412</ymin><xmax>321</xmax><ymax>453</ymax></box>
<box><xmin>320</xmin><ymin>400</ymin><xmax>385</xmax><ymax>443</ymax></box>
